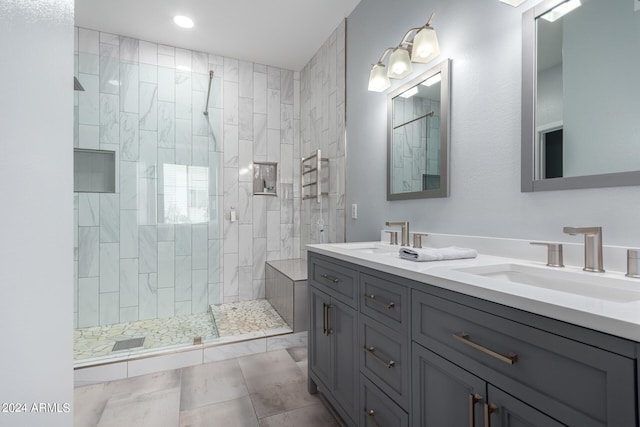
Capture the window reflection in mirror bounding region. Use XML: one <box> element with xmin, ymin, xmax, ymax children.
<box><xmin>388</xmin><ymin>59</ymin><xmax>450</xmax><ymax>200</ymax></box>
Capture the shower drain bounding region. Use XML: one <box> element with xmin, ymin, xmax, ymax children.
<box><xmin>112</xmin><ymin>337</ymin><xmax>145</xmax><ymax>351</ymax></box>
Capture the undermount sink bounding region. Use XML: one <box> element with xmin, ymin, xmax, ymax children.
<box><xmin>454</xmin><ymin>263</ymin><xmax>640</xmax><ymax>303</ymax></box>
<box><xmin>333</xmin><ymin>242</ymin><xmax>398</xmax><ymax>254</ymax></box>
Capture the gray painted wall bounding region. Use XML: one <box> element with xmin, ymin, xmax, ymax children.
<box><xmin>346</xmin><ymin>0</ymin><xmax>640</xmax><ymax>247</ymax></box>
<box><xmin>0</xmin><ymin>1</ymin><xmax>74</xmax><ymax>425</ymax></box>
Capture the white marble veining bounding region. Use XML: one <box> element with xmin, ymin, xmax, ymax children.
<box><xmin>74</xmin><ymin>25</ymin><xmax>304</xmax><ymax>330</ymax></box>
<box><xmin>157</xmin><ymin>241</ymin><xmax>175</xmax><ymax>288</ymax></box>
<box><xmin>309</xmin><ymin>239</ymin><xmax>640</xmax><ymax>342</ymax></box>
<box><xmin>99</xmin><ymin>242</ymin><xmax>119</xmax><ymax>293</ymax></box>
<box><xmin>119</xmin><ymin>258</ymin><xmax>139</xmax><ymax>308</ymax></box>
<box><xmin>119</xmin><ymin>210</ymin><xmax>138</xmax><ymax>258</ymax></box>
<box><xmin>175</xmin><ymin>255</ymin><xmax>193</xmax><ymax>302</ymax></box>
<box><xmin>79</xmin><ymin>227</ymin><xmax>100</xmax><ymax>278</ymax></box>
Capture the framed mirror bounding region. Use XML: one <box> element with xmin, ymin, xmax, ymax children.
<box><xmin>387</xmin><ymin>59</ymin><xmax>451</xmax><ymax>200</ymax></box>
<box><xmin>522</xmin><ymin>0</ymin><xmax>640</xmax><ymax>192</ymax></box>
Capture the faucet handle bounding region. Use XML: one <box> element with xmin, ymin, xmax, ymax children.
<box><xmin>385</xmin><ymin>230</ymin><xmax>399</xmax><ymax>245</ymax></box>
<box><xmin>413</xmin><ymin>233</ymin><xmax>429</xmax><ymax>249</ymax></box>
<box><xmin>530</xmin><ymin>242</ymin><xmax>564</xmax><ymax>267</ymax></box>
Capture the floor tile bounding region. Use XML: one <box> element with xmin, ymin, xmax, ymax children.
<box><xmin>110</xmin><ymin>368</ymin><xmax>182</xmax><ymax>398</ymax></box>
<box><xmin>250</xmin><ymin>379</ymin><xmax>320</xmax><ymax>419</ymax></box>
<box><xmin>179</xmin><ymin>395</ymin><xmax>259</xmax><ymax>427</ymax></box>
<box><xmin>74</xmin><ymin>381</ymin><xmax>114</xmax><ymax>427</ymax></box>
<box><xmin>259</xmin><ymin>402</ymin><xmax>341</xmax><ymax>427</ymax></box>
<box><xmin>97</xmin><ymin>387</ymin><xmax>181</xmax><ymax>427</ymax></box>
<box><xmin>237</xmin><ymin>349</ymin><xmax>305</xmax><ymax>393</ymax></box>
<box><xmin>180</xmin><ymin>359</ymin><xmax>249</xmax><ymax>411</ymax></box>
<box><xmin>286</xmin><ymin>345</ymin><xmax>307</xmax><ymax>362</ymax></box>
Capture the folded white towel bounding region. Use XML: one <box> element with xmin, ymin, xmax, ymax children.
<box><xmin>399</xmin><ymin>246</ymin><xmax>478</xmax><ymax>262</ymax></box>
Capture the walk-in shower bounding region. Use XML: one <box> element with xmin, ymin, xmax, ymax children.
<box><xmin>72</xmin><ymin>30</ymin><xmax>295</xmax><ymax>367</ymax></box>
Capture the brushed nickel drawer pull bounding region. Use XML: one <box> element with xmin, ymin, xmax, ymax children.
<box><xmin>322</xmin><ymin>303</ymin><xmax>332</xmax><ymax>336</ymax></box>
<box><xmin>484</xmin><ymin>403</ymin><xmax>499</xmax><ymax>427</ymax></box>
<box><xmin>320</xmin><ymin>273</ymin><xmax>340</xmax><ymax>284</ymax></box>
<box><xmin>365</xmin><ymin>294</ymin><xmax>396</xmax><ymax>310</ymax></box>
<box><xmin>453</xmin><ymin>333</ymin><xmax>518</xmax><ymax>365</ymax></box>
<box><xmin>364</xmin><ymin>346</ymin><xmax>396</xmax><ymax>368</ymax></box>
<box><xmin>468</xmin><ymin>393</ymin><xmax>483</xmax><ymax>427</ymax></box>
<box><xmin>365</xmin><ymin>409</ymin><xmax>381</xmax><ymax>427</ymax></box>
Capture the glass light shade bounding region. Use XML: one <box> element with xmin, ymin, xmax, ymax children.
<box><xmin>368</xmin><ymin>64</ymin><xmax>391</xmax><ymax>92</ymax></box>
<box><xmin>411</xmin><ymin>27</ymin><xmax>440</xmax><ymax>64</ymax></box>
<box><xmin>387</xmin><ymin>48</ymin><xmax>413</xmax><ymax>79</ymax></box>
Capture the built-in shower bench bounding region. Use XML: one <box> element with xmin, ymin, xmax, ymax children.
<box><xmin>265</xmin><ymin>259</ymin><xmax>308</xmax><ymax>333</ymax></box>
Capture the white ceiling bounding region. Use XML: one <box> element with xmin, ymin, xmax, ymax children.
<box><xmin>75</xmin><ymin>0</ymin><xmax>361</xmax><ymax>71</ymax></box>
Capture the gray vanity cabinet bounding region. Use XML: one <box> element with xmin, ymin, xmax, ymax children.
<box><xmin>307</xmin><ymin>251</ymin><xmax>639</xmax><ymax>427</ymax></box>
<box><xmin>412</xmin><ymin>290</ymin><xmax>636</xmax><ymax>427</ymax></box>
<box><xmin>413</xmin><ymin>344</ymin><xmax>564</xmax><ymax>427</ymax></box>
<box><xmin>308</xmin><ymin>256</ymin><xmax>359</xmax><ymax>426</ymax></box>
<box><xmin>361</xmin><ymin>373</ymin><xmax>409</xmax><ymax>427</ymax></box>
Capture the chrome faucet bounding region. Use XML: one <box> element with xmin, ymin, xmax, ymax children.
<box><xmin>563</xmin><ymin>226</ymin><xmax>604</xmax><ymax>272</ymax></box>
<box><xmin>385</xmin><ymin>221</ymin><xmax>410</xmax><ymax>246</ymax></box>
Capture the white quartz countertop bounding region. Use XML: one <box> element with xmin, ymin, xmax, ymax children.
<box><xmin>307</xmin><ymin>242</ymin><xmax>640</xmax><ymax>342</ymax></box>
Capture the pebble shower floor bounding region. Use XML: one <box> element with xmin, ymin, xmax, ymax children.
<box><xmin>74</xmin><ymin>299</ymin><xmax>290</xmax><ymax>363</ymax></box>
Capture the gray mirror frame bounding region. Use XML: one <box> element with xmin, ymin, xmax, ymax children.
<box><xmin>387</xmin><ymin>58</ymin><xmax>451</xmax><ymax>201</ymax></box>
<box><xmin>521</xmin><ymin>0</ymin><xmax>640</xmax><ymax>192</ymax></box>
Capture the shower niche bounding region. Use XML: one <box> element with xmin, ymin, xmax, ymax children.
<box><xmin>73</xmin><ymin>148</ymin><xmax>116</xmax><ymax>193</ymax></box>
<box><xmin>253</xmin><ymin>162</ymin><xmax>278</xmax><ymax>196</ymax></box>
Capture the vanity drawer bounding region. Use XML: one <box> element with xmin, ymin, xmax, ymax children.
<box><xmin>360</xmin><ymin>374</ymin><xmax>408</xmax><ymax>427</ymax></box>
<box><xmin>309</xmin><ymin>255</ymin><xmax>357</xmax><ymax>308</ymax></box>
<box><xmin>412</xmin><ymin>290</ymin><xmax>636</xmax><ymax>426</ymax></box>
<box><xmin>360</xmin><ymin>314</ymin><xmax>409</xmax><ymax>409</ymax></box>
<box><xmin>360</xmin><ymin>273</ymin><xmax>409</xmax><ymax>333</ymax></box>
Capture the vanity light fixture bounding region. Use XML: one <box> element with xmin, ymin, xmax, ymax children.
<box><xmin>368</xmin><ymin>62</ymin><xmax>391</xmax><ymax>92</ymax></box>
<box><xmin>367</xmin><ymin>13</ymin><xmax>440</xmax><ymax>92</ymax></box>
<box><xmin>173</xmin><ymin>15</ymin><xmax>194</xmax><ymax>29</ymax></box>
<box><xmin>498</xmin><ymin>0</ymin><xmax>528</xmax><ymax>6</ymax></box>
<box><xmin>540</xmin><ymin>0</ymin><xmax>582</xmax><ymax>22</ymax></box>
<box><xmin>387</xmin><ymin>47</ymin><xmax>413</xmax><ymax>79</ymax></box>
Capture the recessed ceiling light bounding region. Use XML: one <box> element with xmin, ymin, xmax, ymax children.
<box><xmin>173</xmin><ymin>15</ymin><xmax>194</xmax><ymax>29</ymax></box>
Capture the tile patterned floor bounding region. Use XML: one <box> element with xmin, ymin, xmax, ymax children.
<box><xmin>74</xmin><ymin>299</ymin><xmax>290</xmax><ymax>363</ymax></box>
<box><xmin>74</xmin><ymin>347</ymin><xmax>342</xmax><ymax>427</ymax></box>
<box><xmin>211</xmin><ymin>299</ymin><xmax>289</xmax><ymax>337</ymax></box>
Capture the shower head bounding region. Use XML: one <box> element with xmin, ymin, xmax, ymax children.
<box><xmin>74</xmin><ymin>77</ymin><xmax>85</xmax><ymax>91</ymax></box>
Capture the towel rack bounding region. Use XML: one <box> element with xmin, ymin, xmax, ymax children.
<box><xmin>301</xmin><ymin>149</ymin><xmax>329</xmax><ymax>203</ymax></box>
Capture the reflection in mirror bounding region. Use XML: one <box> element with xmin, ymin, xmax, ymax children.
<box><xmin>522</xmin><ymin>0</ymin><xmax>640</xmax><ymax>192</ymax></box>
<box><xmin>388</xmin><ymin>59</ymin><xmax>450</xmax><ymax>200</ymax></box>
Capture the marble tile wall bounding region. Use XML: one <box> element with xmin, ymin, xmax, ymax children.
<box><xmin>300</xmin><ymin>21</ymin><xmax>347</xmax><ymax>257</ymax></box>
<box><xmin>392</xmin><ymin>97</ymin><xmax>441</xmax><ymax>193</ymax></box>
<box><xmin>74</xmin><ymin>27</ymin><xmax>300</xmax><ymax>328</ymax></box>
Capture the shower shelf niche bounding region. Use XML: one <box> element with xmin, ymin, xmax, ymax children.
<box><xmin>253</xmin><ymin>162</ymin><xmax>278</xmax><ymax>196</ymax></box>
<box><xmin>73</xmin><ymin>148</ymin><xmax>116</xmax><ymax>193</ymax></box>
<box><xmin>301</xmin><ymin>149</ymin><xmax>329</xmax><ymax>202</ymax></box>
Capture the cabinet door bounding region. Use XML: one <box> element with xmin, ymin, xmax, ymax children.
<box><xmin>309</xmin><ymin>286</ymin><xmax>331</xmax><ymax>388</ymax></box>
<box><xmin>486</xmin><ymin>385</ymin><xmax>564</xmax><ymax>427</ymax></box>
<box><xmin>330</xmin><ymin>297</ymin><xmax>358</xmax><ymax>419</ymax></box>
<box><xmin>412</xmin><ymin>344</ymin><xmax>485</xmax><ymax>427</ymax></box>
